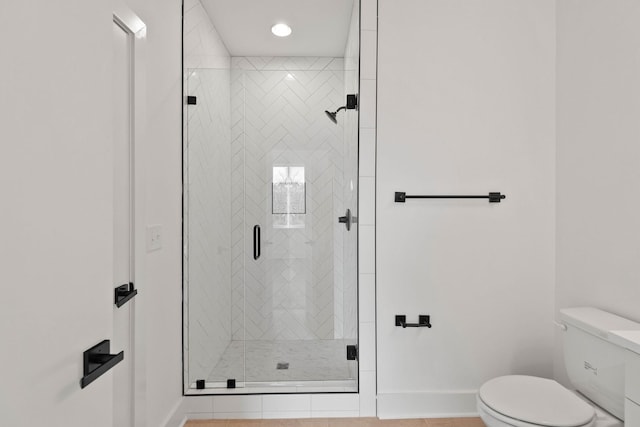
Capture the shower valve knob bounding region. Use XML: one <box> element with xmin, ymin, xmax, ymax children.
<box><xmin>338</xmin><ymin>209</ymin><xmax>352</xmax><ymax>231</ymax></box>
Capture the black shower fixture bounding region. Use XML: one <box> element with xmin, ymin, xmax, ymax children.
<box><xmin>325</xmin><ymin>94</ymin><xmax>358</xmax><ymax>124</ymax></box>
<box><xmin>324</xmin><ymin>108</ymin><xmax>343</xmax><ymax>124</ymax></box>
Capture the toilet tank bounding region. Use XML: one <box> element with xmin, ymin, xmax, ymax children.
<box><xmin>560</xmin><ymin>307</ymin><xmax>640</xmax><ymax>420</ymax></box>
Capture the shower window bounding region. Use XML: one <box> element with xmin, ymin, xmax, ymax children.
<box><xmin>272</xmin><ymin>166</ymin><xmax>305</xmax><ymax>229</ymax></box>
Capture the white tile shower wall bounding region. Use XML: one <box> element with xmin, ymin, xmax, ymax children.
<box><xmin>356</xmin><ymin>0</ymin><xmax>378</xmax><ymax>416</ymax></box>
<box><xmin>183</xmin><ymin>0</ymin><xmax>232</xmax><ymax>388</ymax></box>
<box><xmin>179</xmin><ymin>394</ymin><xmax>360</xmax><ymax>421</ymax></box>
<box><xmin>230</xmin><ymin>57</ymin><xmax>348</xmax><ymax>342</ymax></box>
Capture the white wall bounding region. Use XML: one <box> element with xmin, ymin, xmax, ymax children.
<box><xmin>376</xmin><ymin>0</ymin><xmax>556</xmax><ymax>417</ymax></box>
<box><xmin>555</xmin><ymin>0</ymin><xmax>640</xmax><ymax>383</ymax></box>
<box><xmin>114</xmin><ymin>0</ymin><xmax>184</xmax><ymax>425</ymax></box>
<box><xmin>1</xmin><ymin>0</ymin><xmax>183</xmax><ymax>425</ymax></box>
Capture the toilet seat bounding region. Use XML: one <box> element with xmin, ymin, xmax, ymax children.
<box><xmin>478</xmin><ymin>376</ymin><xmax>596</xmax><ymax>427</ymax></box>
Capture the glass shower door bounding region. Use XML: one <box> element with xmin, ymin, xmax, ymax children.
<box><xmin>237</xmin><ymin>68</ymin><xmax>359</xmax><ymax>388</ymax></box>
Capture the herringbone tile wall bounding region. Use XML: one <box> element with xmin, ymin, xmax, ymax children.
<box><xmin>231</xmin><ymin>57</ymin><xmax>357</xmax><ymax>342</ymax></box>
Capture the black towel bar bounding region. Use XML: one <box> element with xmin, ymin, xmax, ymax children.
<box><xmin>395</xmin><ymin>191</ymin><xmax>505</xmax><ymax>203</ymax></box>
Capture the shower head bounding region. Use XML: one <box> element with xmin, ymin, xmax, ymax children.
<box><xmin>325</xmin><ymin>110</ymin><xmax>338</xmax><ymax>124</ymax></box>
<box><xmin>325</xmin><ymin>94</ymin><xmax>358</xmax><ymax>124</ymax></box>
<box><xmin>324</xmin><ymin>106</ymin><xmax>346</xmax><ymax>124</ymax></box>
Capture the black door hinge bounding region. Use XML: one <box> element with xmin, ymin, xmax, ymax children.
<box><xmin>346</xmin><ymin>345</ymin><xmax>358</xmax><ymax>361</ymax></box>
<box><xmin>187</xmin><ymin>96</ymin><xmax>197</xmax><ymax>105</ymax></box>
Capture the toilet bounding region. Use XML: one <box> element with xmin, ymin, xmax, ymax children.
<box><xmin>477</xmin><ymin>307</ymin><xmax>640</xmax><ymax>427</ymax></box>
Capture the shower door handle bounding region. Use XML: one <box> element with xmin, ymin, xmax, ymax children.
<box><xmin>253</xmin><ymin>225</ymin><xmax>261</xmax><ymax>260</ymax></box>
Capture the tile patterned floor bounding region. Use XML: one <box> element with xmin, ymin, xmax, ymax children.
<box><xmin>186</xmin><ymin>418</ymin><xmax>486</xmax><ymax>427</ymax></box>
<box><xmin>207</xmin><ymin>340</ymin><xmax>358</xmax><ymax>383</ymax></box>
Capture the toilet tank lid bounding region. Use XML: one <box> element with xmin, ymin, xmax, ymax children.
<box><xmin>479</xmin><ymin>375</ymin><xmax>595</xmax><ymax>427</ymax></box>
<box><xmin>559</xmin><ymin>307</ymin><xmax>640</xmax><ymax>342</ymax></box>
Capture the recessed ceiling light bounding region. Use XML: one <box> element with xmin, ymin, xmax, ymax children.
<box><xmin>271</xmin><ymin>23</ymin><xmax>292</xmax><ymax>37</ymax></box>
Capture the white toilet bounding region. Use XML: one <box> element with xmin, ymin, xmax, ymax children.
<box><xmin>477</xmin><ymin>307</ymin><xmax>640</xmax><ymax>427</ymax></box>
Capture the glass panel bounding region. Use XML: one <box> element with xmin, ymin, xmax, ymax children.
<box><xmin>343</xmin><ymin>0</ymin><xmax>360</xmax><ymax>384</ymax></box>
<box><xmin>183</xmin><ymin>68</ymin><xmax>244</xmax><ymax>392</ymax></box>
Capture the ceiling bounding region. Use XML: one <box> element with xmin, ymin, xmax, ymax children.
<box><xmin>200</xmin><ymin>0</ymin><xmax>355</xmax><ymax>57</ymax></box>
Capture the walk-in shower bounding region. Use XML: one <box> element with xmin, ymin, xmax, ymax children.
<box><xmin>182</xmin><ymin>0</ymin><xmax>360</xmax><ymax>394</ymax></box>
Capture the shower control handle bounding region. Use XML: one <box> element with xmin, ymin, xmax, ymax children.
<box><xmin>338</xmin><ymin>209</ymin><xmax>352</xmax><ymax>231</ymax></box>
<box><xmin>253</xmin><ymin>225</ymin><xmax>261</xmax><ymax>260</ymax></box>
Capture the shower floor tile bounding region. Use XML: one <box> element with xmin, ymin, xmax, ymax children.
<box><xmin>206</xmin><ymin>340</ymin><xmax>357</xmax><ymax>383</ymax></box>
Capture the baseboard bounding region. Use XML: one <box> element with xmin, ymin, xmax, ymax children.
<box><xmin>161</xmin><ymin>397</ymin><xmax>186</xmax><ymax>427</ymax></box>
<box><xmin>377</xmin><ymin>391</ymin><xmax>478</xmax><ymax>419</ymax></box>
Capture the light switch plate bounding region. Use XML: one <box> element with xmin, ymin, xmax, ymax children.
<box><xmin>146</xmin><ymin>225</ymin><xmax>162</xmax><ymax>252</ymax></box>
